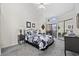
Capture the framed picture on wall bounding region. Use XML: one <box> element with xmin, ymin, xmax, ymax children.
<box><xmin>68</xmin><ymin>25</ymin><xmax>71</xmax><ymax>29</ymax></box>
<box><xmin>76</xmin><ymin>13</ymin><xmax>79</xmax><ymax>28</ymax></box>
<box><xmin>32</xmin><ymin>23</ymin><xmax>35</xmax><ymax>28</ymax></box>
<box><xmin>26</xmin><ymin>21</ymin><xmax>31</xmax><ymax>28</ymax></box>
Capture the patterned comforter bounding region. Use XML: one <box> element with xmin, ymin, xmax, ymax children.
<box><xmin>24</xmin><ymin>30</ymin><xmax>54</xmax><ymax>50</ymax></box>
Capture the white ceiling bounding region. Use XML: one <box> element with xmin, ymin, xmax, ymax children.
<box><xmin>33</xmin><ymin>3</ymin><xmax>75</xmax><ymax>18</ymax></box>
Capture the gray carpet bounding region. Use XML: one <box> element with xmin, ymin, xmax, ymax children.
<box><xmin>1</xmin><ymin>39</ymin><xmax>79</xmax><ymax>56</ymax></box>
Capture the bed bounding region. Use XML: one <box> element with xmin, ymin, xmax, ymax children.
<box><xmin>24</xmin><ymin>29</ymin><xmax>54</xmax><ymax>50</ymax></box>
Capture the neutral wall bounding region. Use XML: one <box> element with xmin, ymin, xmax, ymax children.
<box><xmin>57</xmin><ymin>4</ymin><xmax>79</xmax><ymax>36</ymax></box>
<box><xmin>75</xmin><ymin>4</ymin><xmax>79</xmax><ymax>35</ymax></box>
<box><xmin>0</xmin><ymin>3</ymin><xmax>42</xmax><ymax>48</ymax></box>
<box><xmin>0</xmin><ymin>3</ymin><xmax>1</xmax><ymax>55</ymax></box>
<box><xmin>39</xmin><ymin>3</ymin><xmax>75</xmax><ymax>33</ymax></box>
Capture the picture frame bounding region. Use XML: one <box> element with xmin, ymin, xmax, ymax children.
<box><xmin>68</xmin><ymin>25</ymin><xmax>71</xmax><ymax>29</ymax></box>
<box><xmin>32</xmin><ymin>23</ymin><xmax>35</xmax><ymax>28</ymax></box>
<box><xmin>26</xmin><ymin>21</ymin><xmax>31</xmax><ymax>28</ymax></box>
<box><xmin>76</xmin><ymin>13</ymin><xmax>79</xmax><ymax>28</ymax></box>
<box><xmin>41</xmin><ymin>24</ymin><xmax>45</xmax><ymax>30</ymax></box>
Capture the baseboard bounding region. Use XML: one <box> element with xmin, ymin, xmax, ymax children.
<box><xmin>1</xmin><ymin>43</ymin><xmax>18</xmax><ymax>53</ymax></box>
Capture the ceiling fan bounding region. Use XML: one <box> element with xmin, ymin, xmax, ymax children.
<box><xmin>38</xmin><ymin>3</ymin><xmax>50</xmax><ymax>9</ymax></box>
<box><xmin>39</xmin><ymin>3</ymin><xmax>46</xmax><ymax>8</ymax></box>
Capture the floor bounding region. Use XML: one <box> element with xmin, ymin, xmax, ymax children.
<box><xmin>1</xmin><ymin>39</ymin><xmax>79</xmax><ymax>56</ymax></box>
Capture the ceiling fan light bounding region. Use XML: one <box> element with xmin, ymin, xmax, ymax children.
<box><xmin>39</xmin><ymin>4</ymin><xmax>45</xmax><ymax>8</ymax></box>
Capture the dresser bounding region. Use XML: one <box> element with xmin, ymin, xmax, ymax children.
<box><xmin>64</xmin><ymin>36</ymin><xmax>79</xmax><ymax>56</ymax></box>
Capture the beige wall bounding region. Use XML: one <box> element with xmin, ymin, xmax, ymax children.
<box><xmin>58</xmin><ymin>9</ymin><xmax>76</xmax><ymax>35</ymax></box>
<box><xmin>75</xmin><ymin>4</ymin><xmax>79</xmax><ymax>36</ymax></box>
<box><xmin>57</xmin><ymin>4</ymin><xmax>79</xmax><ymax>36</ymax></box>
<box><xmin>0</xmin><ymin>4</ymin><xmax>1</xmax><ymax>55</ymax></box>
<box><xmin>0</xmin><ymin>3</ymin><xmax>42</xmax><ymax>48</ymax></box>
